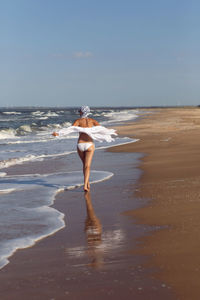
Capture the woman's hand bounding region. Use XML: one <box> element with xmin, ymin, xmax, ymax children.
<box><xmin>52</xmin><ymin>132</ymin><xmax>59</xmax><ymax>137</ymax></box>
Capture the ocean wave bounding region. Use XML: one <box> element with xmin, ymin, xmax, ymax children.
<box><xmin>92</xmin><ymin>113</ymin><xmax>102</xmax><ymax>117</ymax></box>
<box><xmin>45</xmin><ymin>111</ymin><xmax>59</xmax><ymax>117</ymax></box>
<box><xmin>0</xmin><ymin>154</ymin><xmax>38</xmax><ymax>169</ymax></box>
<box><xmin>0</xmin><ymin>188</ymin><xmax>16</xmax><ymax>194</ymax></box>
<box><xmin>2</xmin><ymin>134</ymin><xmax>77</xmax><ymax>145</ymax></box>
<box><xmin>0</xmin><ymin>125</ymin><xmax>35</xmax><ymax>139</ymax></box>
<box><xmin>31</xmin><ymin>111</ymin><xmax>45</xmax><ymax>116</ymax></box>
<box><xmin>102</xmin><ymin>109</ymin><xmax>139</xmax><ymax>124</ymax></box>
<box><xmin>0</xmin><ymin>172</ymin><xmax>7</xmax><ymax>177</ymax></box>
<box><xmin>61</xmin><ymin>121</ymin><xmax>72</xmax><ymax>127</ymax></box>
<box><xmin>0</xmin><ymin>128</ymin><xmax>17</xmax><ymax>139</ymax></box>
<box><xmin>0</xmin><ymin>170</ymin><xmax>113</xmax><ymax>269</ymax></box>
<box><xmin>0</xmin><ymin>108</ymin><xmax>140</xmax><ymax>143</ymax></box>
<box><xmin>35</xmin><ymin>121</ymin><xmax>71</xmax><ymax>132</ymax></box>
<box><xmin>16</xmin><ymin>125</ymin><xmax>32</xmax><ymax>135</ymax></box>
<box><xmin>2</xmin><ymin>111</ymin><xmax>22</xmax><ymax>115</ymax></box>
<box><xmin>0</xmin><ymin>150</ymin><xmax>76</xmax><ymax>169</ymax></box>
<box><xmin>0</xmin><ymin>210</ymin><xmax>65</xmax><ymax>269</ymax></box>
<box><xmin>36</xmin><ymin>116</ymin><xmax>49</xmax><ymax>120</ymax></box>
<box><xmin>31</xmin><ymin>110</ymin><xmax>59</xmax><ymax>118</ymax></box>
<box><xmin>0</xmin><ymin>121</ymin><xmax>71</xmax><ymax>141</ymax></box>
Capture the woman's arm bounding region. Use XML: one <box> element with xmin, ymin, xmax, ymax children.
<box><xmin>72</xmin><ymin>119</ymin><xmax>80</xmax><ymax>126</ymax></box>
<box><xmin>92</xmin><ymin>119</ymin><xmax>100</xmax><ymax>126</ymax></box>
<box><xmin>52</xmin><ymin>119</ymin><xmax>79</xmax><ymax>136</ymax></box>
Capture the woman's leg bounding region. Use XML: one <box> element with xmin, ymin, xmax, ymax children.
<box><xmin>84</xmin><ymin>145</ymin><xmax>95</xmax><ymax>191</ymax></box>
<box><xmin>77</xmin><ymin>147</ymin><xmax>85</xmax><ymax>175</ymax></box>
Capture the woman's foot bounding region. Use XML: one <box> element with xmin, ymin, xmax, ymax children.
<box><xmin>84</xmin><ymin>183</ymin><xmax>90</xmax><ymax>192</ymax></box>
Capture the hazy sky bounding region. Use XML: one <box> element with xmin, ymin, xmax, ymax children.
<box><xmin>1</xmin><ymin>0</ymin><xmax>200</xmax><ymax>107</ymax></box>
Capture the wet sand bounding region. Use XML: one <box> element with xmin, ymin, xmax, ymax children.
<box><xmin>0</xmin><ymin>143</ymin><xmax>175</xmax><ymax>299</ymax></box>
<box><xmin>110</xmin><ymin>107</ymin><xmax>200</xmax><ymax>300</ymax></box>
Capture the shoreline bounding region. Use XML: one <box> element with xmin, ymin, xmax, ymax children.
<box><xmin>0</xmin><ymin>120</ymin><xmax>176</xmax><ymax>299</ymax></box>
<box><xmin>110</xmin><ymin>107</ymin><xmax>200</xmax><ymax>300</ymax></box>
<box><xmin>1</xmin><ymin>107</ymin><xmax>199</xmax><ymax>299</ymax></box>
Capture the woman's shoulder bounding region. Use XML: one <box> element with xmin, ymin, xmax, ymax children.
<box><xmin>88</xmin><ymin>118</ymin><xmax>100</xmax><ymax>126</ymax></box>
<box><xmin>72</xmin><ymin>118</ymin><xmax>81</xmax><ymax>126</ymax></box>
<box><xmin>73</xmin><ymin>117</ymin><xmax>100</xmax><ymax>127</ymax></box>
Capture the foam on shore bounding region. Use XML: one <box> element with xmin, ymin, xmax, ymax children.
<box><xmin>0</xmin><ymin>170</ymin><xmax>113</xmax><ymax>269</ymax></box>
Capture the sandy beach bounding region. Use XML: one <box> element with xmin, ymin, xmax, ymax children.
<box><xmin>0</xmin><ymin>146</ymin><xmax>176</xmax><ymax>300</ymax></box>
<box><xmin>0</xmin><ymin>107</ymin><xmax>200</xmax><ymax>299</ymax></box>
<box><xmin>111</xmin><ymin>107</ymin><xmax>200</xmax><ymax>300</ymax></box>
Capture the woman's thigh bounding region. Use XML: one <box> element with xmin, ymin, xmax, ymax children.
<box><xmin>84</xmin><ymin>146</ymin><xmax>95</xmax><ymax>167</ymax></box>
<box><xmin>77</xmin><ymin>147</ymin><xmax>85</xmax><ymax>163</ymax></box>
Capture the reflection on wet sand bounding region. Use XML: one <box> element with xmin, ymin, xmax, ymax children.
<box><xmin>84</xmin><ymin>191</ymin><xmax>103</xmax><ymax>269</ymax></box>
<box><xmin>65</xmin><ymin>191</ymin><xmax>125</xmax><ymax>269</ymax></box>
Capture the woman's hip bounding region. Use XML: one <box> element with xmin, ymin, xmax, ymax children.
<box><xmin>77</xmin><ymin>142</ymin><xmax>95</xmax><ymax>152</ymax></box>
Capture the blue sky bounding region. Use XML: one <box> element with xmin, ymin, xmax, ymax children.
<box><xmin>1</xmin><ymin>0</ymin><xmax>200</xmax><ymax>107</ymax></box>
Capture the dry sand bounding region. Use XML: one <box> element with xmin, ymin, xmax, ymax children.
<box><xmin>110</xmin><ymin>107</ymin><xmax>200</xmax><ymax>300</ymax></box>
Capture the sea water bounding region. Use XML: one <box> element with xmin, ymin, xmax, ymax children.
<box><xmin>0</xmin><ymin>107</ymin><xmax>141</xmax><ymax>268</ymax></box>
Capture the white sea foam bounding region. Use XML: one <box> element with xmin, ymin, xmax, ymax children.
<box><xmin>17</xmin><ymin>125</ymin><xmax>32</xmax><ymax>134</ymax></box>
<box><xmin>6</xmin><ymin>138</ymin><xmax>54</xmax><ymax>145</ymax></box>
<box><xmin>0</xmin><ymin>154</ymin><xmax>38</xmax><ymax>169</ymax></box>
<box><xmin>45</xmin><ymin>111</ymin><xmax>59</xmax><ymax>117</ymax></box>
<box><xmin>0</xmin><ymin>172</ymin><xmax>7</xmax><ymax>177</ymax></box>
<box><xmin>61</xmin><ymin>121</ymin><xmax>72</xmax><ymax>127</ymax></box>
<box><xmin>2</xmin><ymin>111</ymin><xmax>21</xmax><ymax>115</ymax></box>
<box><xmin>0</xmin><ymin>129</ymin><xmax>17</xmax><ymax>139</ymax></box>
<box><xmin>31</xmin><ymin>110</ymin><xmax>59</xmax><ymax>118</ymax></box>
<box><xmin>31</xmin><ymin>110</ymin><xmax>45</xmax><ymax>116</ymax></box>
<box><xmin>0</xmin><ymin>188</ymin><xmax>16</xmax><ymax>194</ymax></box>
<box><xmin>92</xmin><ymin>113</ymin><xmax>102</xmax><ymax>117</ymax></box>
<box><xmin>0</xmin><ymin>210</ymin><xmax>65</xmax><ymax>269</ymax></box>
<box><xmin>0</xmin><ymin>153</ymin><xmax>56</xmax><ymax>169</ymax></box>
<box><xmin>0</xmin><ymin>170</ymin><xmax>113</xmax><ymax>269</ymax></box>
<box><xmin>102</xmin><ymin>109</ymin><xmax>139</xmax><ymax>124</ymax></box>
<box><xmin>37</xmin><ymin>116</ymin><xmax>48</xmax><ymax>120</ymax></box>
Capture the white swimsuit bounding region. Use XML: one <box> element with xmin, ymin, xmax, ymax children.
<box><xmin>77</xmin><ymin>142</ymin><xmax>94</xmax><ymax>152</ymax></box>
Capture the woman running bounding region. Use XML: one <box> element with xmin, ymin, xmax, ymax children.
<box><xmin>52</xmin><ymin>106</ymin><xmax>117</xmax><ymax>191</ymax></box>
<box><xmin>72</xmin><ymin>106</ymin><xmax>99</xmax><ymax>191</ymax></box>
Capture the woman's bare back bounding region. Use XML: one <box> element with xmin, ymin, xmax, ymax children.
<box><xmin>72</xmin><ymin>118</ymin><xmax>99</xmax><ymax>143</ymax></box>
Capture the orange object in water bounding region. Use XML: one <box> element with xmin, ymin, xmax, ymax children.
<box><xmin>52</xmin><ymin>132</ymin><xmax>59</xmax><ymax>137</ymax></box>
